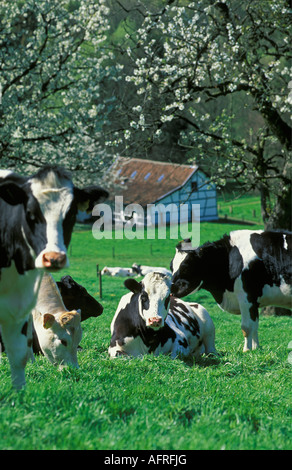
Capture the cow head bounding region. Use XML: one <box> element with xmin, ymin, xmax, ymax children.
<box><xmin>57</xmin><ymin>275</ymin><xmax>103</xmax><ymax>320</ymax></box>
<box><xmin>30</xmin><ymin>167</ymin><xmax>108</xmax><ymax>270</ymax></box>
<box><xmin>124</xmin><ymin>272</ymin><xmax>172</xmax><ymax>329</ymax></box>
<box><xmin>32</xmin><ymin>308</ymin><xmax>82</xmax><ymax>368</ymax></box>
<box><xmin>0</xmin><ymin>166</ymin><xmax>108</xmax><ymax>272</ymax></box>
<box><xmin>170</xmin><ymin>240</ymin><xmax>203</xmax><ymax>297</ymax></box>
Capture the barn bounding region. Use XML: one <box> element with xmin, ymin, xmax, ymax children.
<box><xmin>106</xmin><ymin>157</ymin><xmax>218</xmax><ymax>226</ymax></box>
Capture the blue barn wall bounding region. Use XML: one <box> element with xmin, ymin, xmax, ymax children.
<box><xmin>150</xmin><ymin>170</ymin><xmax>218</xmax><ymax>224</ymax></box>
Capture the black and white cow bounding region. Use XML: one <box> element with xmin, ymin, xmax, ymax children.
<box><xmin>171</xmin><ymin>230</ymin><xmax>292</xmax><ymax>352</ymax></box>
<box><xmin>132</xmin><ymin>263</ymin><xmax>172</xmax><ymax>277</ymax></box>
<box><xmin>108</xmin><ymin>272</ymin><xmax>216</xmax><ymax>362</ymax></box>
<box><xmin>57</xmin><ymin>275</ymin><xmax>103</xmax><ymax>321</ymax></box>
<box><xmin>0</xmin><ymin>166</ymin><xmax>107</xmax><ymax>388</ymax></box>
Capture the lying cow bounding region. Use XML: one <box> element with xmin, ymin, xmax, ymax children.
<box><xmin>171</xmin><ymin>230</ymin><xmax>292</xmax><ymax>352</ymax></box>
<box><xmin>101</xmin><ymin>267</ymin><xmax>135</xmax><ymax>277</ymax></box>
<box><xmin>32</xmin><ymin>273</ymin><xmax>82</xmax><ymax>368</ymax></box>
<box><xmin>108</xmin><ymin>272</ymin><xmax>216</xmax><ymax>362</ymax></box>
<box><xmin>132</xmin><ymin>263</ymin><xmax>172</xmax><ymax>277</ymax></box>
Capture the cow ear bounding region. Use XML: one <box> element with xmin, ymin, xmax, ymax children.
<box><xmin>60</xmin><ymin>313</ymin><xmax>75</xmax><ymax>326</ymax></box>
<box><xmin>60</xmin><ymin>275</ymin><xmax>74</xmax><ymax>288</ymax></box>
<box><xmin>74</xmin><ymin>186</ymin><xmax>109</xmax><ymax>213</ymax></box>
<box><xmin>43</xmin><ymin>313</ymin><xmax>55</xmax><ymax>329</ymax></box>
<box><xmin>0</xmin><ymin>182</ymin><xmax>28</xmax><ymax>206</ymax></box>
<box><xmin>124</xmin><ymin>278</ymin><xmax>142</xmax><ymax>294</ymax></box>
<box><xmin>60</xmin><ymin>311</ymin><xmax>80</xmax><ymax>327</ymax></box>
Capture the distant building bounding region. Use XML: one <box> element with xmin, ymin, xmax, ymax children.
<box><xmin>106</xmin><ymin>157</ymin><xmax>218</xmax><ymax>225</ymax></box>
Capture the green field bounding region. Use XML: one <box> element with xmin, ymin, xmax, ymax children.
<box><xmin>0</xmin><ymin>212</ymin><xmax>291</xmax><ymax>450</ymax></box>
<box><xmin>218</xmin><ymin>194</ymin><xmax>263</xmax><ymax>224</ymax></box>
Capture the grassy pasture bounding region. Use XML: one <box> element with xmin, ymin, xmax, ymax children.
<box><xmin>0</xmin><ymin>214</ymin><xmax>291</xmax><ymax>450</ymax></box>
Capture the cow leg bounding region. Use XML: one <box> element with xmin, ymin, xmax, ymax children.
<box><xmin>251</xmin><ymin>317</ymin><xmax>259</xmax><ymax>350</ymax></box>
<box><xmin>26</xmin><ymin>314</ymin><xmax>35</xmax><ymax>363</ymax></box>
<box><xmin>240</xmin><ymin>302</ymin><xmax>260</xmax><ymax>352</ymax></box>
<box><xmin>203</xmin><ymin>322</ymin><xmax>217</xmax><ymax>356</ymax></box>
<box><xmin>1</xmin><ymin>317</ymin><xmax>32</xmax><ymax>389</ymax></box>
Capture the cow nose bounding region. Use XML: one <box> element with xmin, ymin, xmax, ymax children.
<box><xmin>97</xmin><ymin>304</ymin><xmax>104</xmax><ymax>316</ymax></box>
<box><xmin>42</xmin><ymin>252</ymin><xmax>67</xmax><ymax>270</ymax></box>
<box><xmin>148</xmin><ymin>317</ymin><xmax>162</xmax><ymax>328</ymax></box>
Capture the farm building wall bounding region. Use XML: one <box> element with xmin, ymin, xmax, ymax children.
<box><xmin>149</xmin><ymin>170</ymin><xmax>218</xmax><ymax>225</ymax></box>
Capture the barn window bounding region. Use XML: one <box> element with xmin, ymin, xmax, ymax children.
<box><xmin>131</xmin><ymin>171</ymin><xmax>137</xmax><ymax>179</ymax></box>
<box><xmin>144</xmin><ymin>172</ymin><xmax>151</xmax><ymax>180</ymax></box>
<box><xmin>157</xmin><ymin>174</ymin><xmax>165</xmax><ymax>182</ymax></box>
<box><xmin>191</xmin><ymin>181</ymin><xmax>198</xmax><ymax>192</ymax></box>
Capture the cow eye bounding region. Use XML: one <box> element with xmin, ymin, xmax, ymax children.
<box><xmin>140</xmin><ymin>292</ymin><xmax>149</xmax><ymax>309</ymax></box>
<box><xmin>27</xmin><ymin>208</ymin><xmax>36</xmax><ymax>222</ymax></box>
<box><xmin>141</xmin><ymin>293</ymin><xmax>148</xmax><ymax>303</ymax></box>
<box><xmin>61</xmin><ymin>339</ymin><xmax>67</xmax><ymax>347</ymax></box>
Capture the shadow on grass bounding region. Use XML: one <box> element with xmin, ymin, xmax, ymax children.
<box><xmin>194</xmin><ymin>351</ymin><xmax>227</xmax><ymax>368</ymax></box>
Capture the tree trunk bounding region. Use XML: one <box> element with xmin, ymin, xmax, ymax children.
<box><xmin>262</xmin><ymin>160</ymin><xmax>292</xmax><ymax>316</ymax></box>
<box><xmin>265</xmin><ymin>159</ymin><xmax>292</xmax><ymax>231</ymax></box>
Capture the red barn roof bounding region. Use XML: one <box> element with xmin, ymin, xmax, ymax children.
<box><xmin>107</xmin><ymin>157</ymin><xmax>199</xmax><ymax>205</ymax></box>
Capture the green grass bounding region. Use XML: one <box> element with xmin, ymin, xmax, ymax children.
<box><xmin>218</xmin><ymin>194</ymin><xmax>262</xmax><ymax>224</ymax></box>
<box><xmin>0</xmin><ymin>202</ymin><xmax>291</xmax><ymax>450</ymax></box>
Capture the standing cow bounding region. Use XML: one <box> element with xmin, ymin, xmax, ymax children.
<box><xmin>171</xmin><ymin>230</ymin><xmax>292</xmax><ymax>351</ymax></box>
<box><xmin>109</xmin><ymin>272</ymin><xmax>216</xmax><ymax>362</ymax></box>
<box><xmin>0</xmin><ymin>165</ymin><xmax>107</xmax><ymax>388</ymax></box>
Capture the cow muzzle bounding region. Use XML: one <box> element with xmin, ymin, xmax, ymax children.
<box><xmin>148</xmin><ymin>317</ymin><xmax>163</xmax><ymax>328</ymax></box>
<box><xmin>171</xmin><ymin>279</ymin><xmax>190</xmax><ymax>297</ymax></box>
<box><xmin>42</xmin><ymin>252</ymin><xmax>67</xmax><ymax>270</ymax></box>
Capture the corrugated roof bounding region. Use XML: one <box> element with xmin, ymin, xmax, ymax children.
<box><xmin>107</xmin><ymin>157</ymin><xmax>198</xmax><ymax>205</ymax></box>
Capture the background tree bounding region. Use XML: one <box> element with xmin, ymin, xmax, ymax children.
<box><xmin>107</xmin><ymin>0</ymin><xmax>291</xmax><ymax>230</ymax></box>
<box><xmin>0</xmin><ymin>0</ymin><xmax>118</xmax><ymax>183</ymax></box>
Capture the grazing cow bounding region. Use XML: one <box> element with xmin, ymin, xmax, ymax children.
<box><xmin>171</xmin><ymin>230</ymin><xmax>292</xmax><ymax>352</ymax></box>
<box><xmin>132</xmin><ymin>264</ymin><xmax>172</xmax><ymax>277</ymax></box>
<box><xmin>0</xmin><ymin>165</ymin><xmax>107</xmax><ymax>388</ymax></box>
<box><xmin>57</xmin><ymin>275</ymin><xmax>103</xmax><ymax>321</ymax></box>
<box><xmin>32</xmin><ymin>273</ymin><xmax>82</xmax><ymax>368</ymax></box>
<box><xmin>101</xmin><ymin>267</ymin><xmax>135</xmax><ymax>277</ymax></box>
<box><xmin>108</xmin><ymin>272</ymin><xmax>216</xmax><ymax>362</ymax></box>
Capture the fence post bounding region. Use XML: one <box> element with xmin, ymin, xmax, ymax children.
<box><xmin>96</xmin><ymin>264</ymin><xmax>102</xmax><ymax>299</ymax></box>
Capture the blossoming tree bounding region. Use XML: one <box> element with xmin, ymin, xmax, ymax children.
<box><xmin>0</xmin><ymin>0</ymin><xmax>118</xmax><ymax>183</ymax></box>
<box><xmin>109</xmin><ymin>0</ymin><xmax>291</xmax><ymax>229</ymax></box>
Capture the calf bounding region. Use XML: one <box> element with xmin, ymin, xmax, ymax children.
<box><xmin>101</xmin><ymin>267</ymin><xmax>135</xmax><ymax>277</ymax></box>
<box><xmin>108</xmin><ymin>272</ymin><xmax>216</xmax><ymax>362</ymax></box>
<box><xmin>171</xmin><ymin>230</ymin><xmax>292</xmax><ymax>351</ymax></box>
<box><xmin>32</xmin><ymin>273</ymin><xmax>82</xmax><ymax>368</ymax></box>
<box><xmin>0</xmin><ymin>165</ymin><xmax>107</xmax><ymax>388</ymax></box>
<box><xmin>0</xmin><ymin>275</ymin><xmax>102</xmax><ymax>355</ymax></box>
<box><xmin>132</xmin><ymin>264</ymin><xmax>172</xmax><ymax>277</ymax></box>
